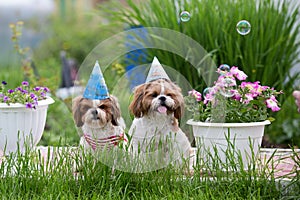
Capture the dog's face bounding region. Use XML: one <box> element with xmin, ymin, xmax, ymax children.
<box><xmin>72</xmin><ymin>96</ymin><xmax>121</xmax><ymax>128</ymax></box>
<box><xmin>129</xmin><ymin>79</ymin><xmax>184</xmax><ymax>119</ymax></box>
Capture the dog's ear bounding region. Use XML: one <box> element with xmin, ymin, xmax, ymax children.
<box><xmin>173</xmin><ymin>87</ymin><xmax>185</xmax><ymax>120</ymax></box>
<box><xmin>174</xmin><ymin>101</ymin><xmax>184</xmax><ymax>120</ymax></box>
<box><xmin>129</xmin><ymin>84</ymin><xmax>146</xmax><ymax>118</ymax></box>
<box><xmin>72</xmin><ymin>96</ymin><xmax>84</xmax><ymax>127</ymax></box>
<box><xmin>174</xmin><ymin>102</ymin><xmax>184</xmax><ymax>119</ymax></box>
<box><xmin>109</xmin><ymin>95</ymin><xmax>121</xmax><ymax>126</ymax></box>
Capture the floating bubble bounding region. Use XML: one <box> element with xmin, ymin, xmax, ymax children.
<box><xmin>203</xmin><ymin>87</ymin><xmax>213</xmax><ymax>99</ymax></box>
<box><xmin>236</xmin><ymin>20</ymin><xmax>251</xmax><ymax>35</ymax></box>
<box><xmin>219</xmin><ymin>77</ymin><xmax>236</xmax><ymax>97</ymax></box>
<box><xmin>220</xmin><ymin>89</ymin><xmax>235</xmax><ymax>98</ymax></box>
<box><xmin>217</xmin><ymin>64</ymin><xmax>231</xmax><ymax>75</ymax></box>
<box><xmin>180</xmin><ymin>11</ymin><xmax>191</xmax><ymax>22</ymax></box>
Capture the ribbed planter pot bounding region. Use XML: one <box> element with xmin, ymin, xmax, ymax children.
<box><xmin>187</xmin><ymin>119</ymin><xmax>271</xmax><ymax>169</ymax></box>
<box><xmin>0</xmin><ymin>97</ymin><xmax>54</xmax><ymax>155</ymax></box>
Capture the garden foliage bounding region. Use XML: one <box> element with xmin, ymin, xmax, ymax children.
<box><xmin>111</xmin><ymin>0</ymin><xmax>300</xmax><ymax>146</ymax></box>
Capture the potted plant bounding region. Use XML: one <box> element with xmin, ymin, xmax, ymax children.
<box><xmin>185</xmin><ymin>65</ymin><xmax>282</xmax><ymax>169</ymax></box>
<box><xmin>0</xmin><ymin>81</ymin><xmax>54</xmax><ymax>155</ymax></box>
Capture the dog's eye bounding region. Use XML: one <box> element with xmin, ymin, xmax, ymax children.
<box><xmin>152</xmin><ymin>93</ymin><xmax>158</xmax><ymax>98</ymax></box>
<box><xmin>81</xmin><ymin>105</ymin><xmax>90</xmax><ymax>112</ymax></box>
<box><xmin>166</xmin><ymin>93</ymin><xmax>172</xmax><ymax>97</ymax></box>
<box><xmin>99</xmin><ymin>105</ymin><xmax>106</xmax><ymax>109</ymax></box>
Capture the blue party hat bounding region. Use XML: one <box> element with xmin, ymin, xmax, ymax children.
<box><xmin>83</xmin><ymin>61</ymin><xmax>109</xmax><ymax>100</ymax></box>
<box><xmin>145</xmin><ymin>57</ymin><xmax>170</xmax><ymax>83</ymax></box>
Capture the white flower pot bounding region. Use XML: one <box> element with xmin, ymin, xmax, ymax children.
<box><xmin>187</xmin><ymin>119</ymin><xmax>271</xmax><ymax>169</ymax></box>
<box><xmin>0</xmin><ymin>97</ymin><xmax>54</xmax><ymax>155</ymax></box>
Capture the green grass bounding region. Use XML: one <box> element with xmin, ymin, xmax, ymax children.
<box><xmin>1</xmin><ymin>145</ymin><xmax>299</xmax><ymax>199</ymax></box>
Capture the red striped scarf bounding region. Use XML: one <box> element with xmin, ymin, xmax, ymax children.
<box><xmin>83</xmin><ymin>133</ymin><xmax>127</xmax><ymax>150</ymax></box>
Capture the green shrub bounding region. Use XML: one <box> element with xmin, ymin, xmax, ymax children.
<box><xmin>110</xmin><ymin>0</ymin><xmax>300</xmax><ymax>146</ymax></box>
<box><xmin>32</xmin><ymin>8</ymin><xmax>123</xmax><ymax>146</ymax></box>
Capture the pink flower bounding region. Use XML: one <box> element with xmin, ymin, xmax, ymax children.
<box><xmin>266</xmin><ymin>96</ymin><xmax>280</xmax><ymax>112</ymax></box>
<box><xmin>188</xmin><ymin>89</ymin><xmax>202</xmax><ymax>101</ymax></box>
<box><xmin>261</xmin><ymin>86</ymin><xmax>269</xmax><ymax>91</ymax></box>
<box><xmin>232</xmin><ymin>90</ymin><xmax>241</xmax><ymax>101</ymax></box>
<box><xmin>187</xmin><ymin>64</ymin><xmax>283</xmax><ymax>123</ymax></box>
<box><xmin>241</xmin><ymin>81</ymin><xmax>264</xmax><ymax>97</ymax></box>
<box><xmin>203</xmin><ymin>88</ymin><xmax>215</xmax><ymax>104</ymax></box>
<box><xmin>241</xmin><ymin>81</ymin><xmax>261</xmax><ymax>90</ymax></box>
<box><xmin>241</xmin><ymin>82</ymin><xmax>253</xmax><ymax>90</ymax></box>
<box><xmin>251</xmin><ymin>82</ymin><xmax>261</xmax><ymax>97</ymax></box>
<box><xmin>242</xmin><ymin>93</ymin><xmax>254</xmax><ymax>104</ymax></box>
<box><xmin>255</xmin><ymin>85</ymin><xmax>269</xmax><ymax>96</ymax></box>
<box><xmin>230</xmin><ymin>66</ymin><xmax>247</xmax><ymax>80</ymax></box>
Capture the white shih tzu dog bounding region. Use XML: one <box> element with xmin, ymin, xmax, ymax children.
<box><xmin>72</xmin><ymin>95</ymin><xmax>126</xmax><ymax>152</ymax></box>
<box><xmin>128</xmin><ymin>78</ymin><xmax>192</xmax><ymax>169</ymax></box>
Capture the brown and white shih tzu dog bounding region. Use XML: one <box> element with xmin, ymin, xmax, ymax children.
<box><xmin>128</xmin><ymin>78</ymin><xmax>192</xmax><ymax>169</ymax></box>
<box><xmin>72</xmin><ymin>95</ymin><xmax>126</xmax><ymax>153</ymax></box>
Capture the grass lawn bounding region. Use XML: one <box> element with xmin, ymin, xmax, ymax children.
<box><xmin>0</xmin><ymin>146</ymin><xmax>299</xmax><ymax>199</ymax></box>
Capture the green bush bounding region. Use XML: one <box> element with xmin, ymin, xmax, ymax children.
<box><xmin>110</xmin><ymin>0</ymin><xmax>300</xmax><ymax>147</ymax></box>
<box><xmin>32</xmin><ymin>8</ymin><xmax>123</xmax><ymax>146</ymax></box>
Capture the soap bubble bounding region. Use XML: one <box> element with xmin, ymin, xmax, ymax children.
<box><xmin>218</xmin><ymin>77</ymin><xmax>236</xmax><ymax>97</ymax></box>
<box><xmin>180</xmin><ymin>11</ymin><xmax>191</xmax><ymax>22</ymax></box>
<box><xmin>203</xmin><ymin>87</ymin><xmax>213</xmax><ymax>99</ymax></box>
<box><xmin>236</xmin><ymin>20</ymin><xmax>251</xmax><ymax>35</ymax></box>
<box><xmin>217</xmin><ymin>64</ymin><xmax>231</xmax><ymax>75</ymax></box>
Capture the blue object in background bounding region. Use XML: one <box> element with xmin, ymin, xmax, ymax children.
<box><xmin>124</xmin><ymin>26</ymin><xmax>148</xmax><ymax>90</ymax></box>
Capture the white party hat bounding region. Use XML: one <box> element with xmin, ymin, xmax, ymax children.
<box><xmin>145</xmin><ymin>57</ymin><xmax>170</xmax><ymax>82</ymax></box>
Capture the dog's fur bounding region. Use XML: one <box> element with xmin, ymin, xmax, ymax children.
<box><xmin>72</xmin><ymin>95</ymin><xmax>126</xmax><ymax>152</ymax></box>
<box><xmin>128</xmin><ymin>79</ymin><xmax>192</xmax><ymax>168</ymax></box>
<box><xmin>293</xmin><ymin>91</ymin><xmax>300</xmax><ymax>113</ymax></box>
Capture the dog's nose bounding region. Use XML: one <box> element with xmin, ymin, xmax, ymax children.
<box><xmin>92</xmin><ymin>110</ymin><xmax>98</xmax><ymax>116</ymax></box>
<box><xmin>159</xmin><ymin>96</ymin><xmax>166</xmax><ymax>101</ymax></box>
